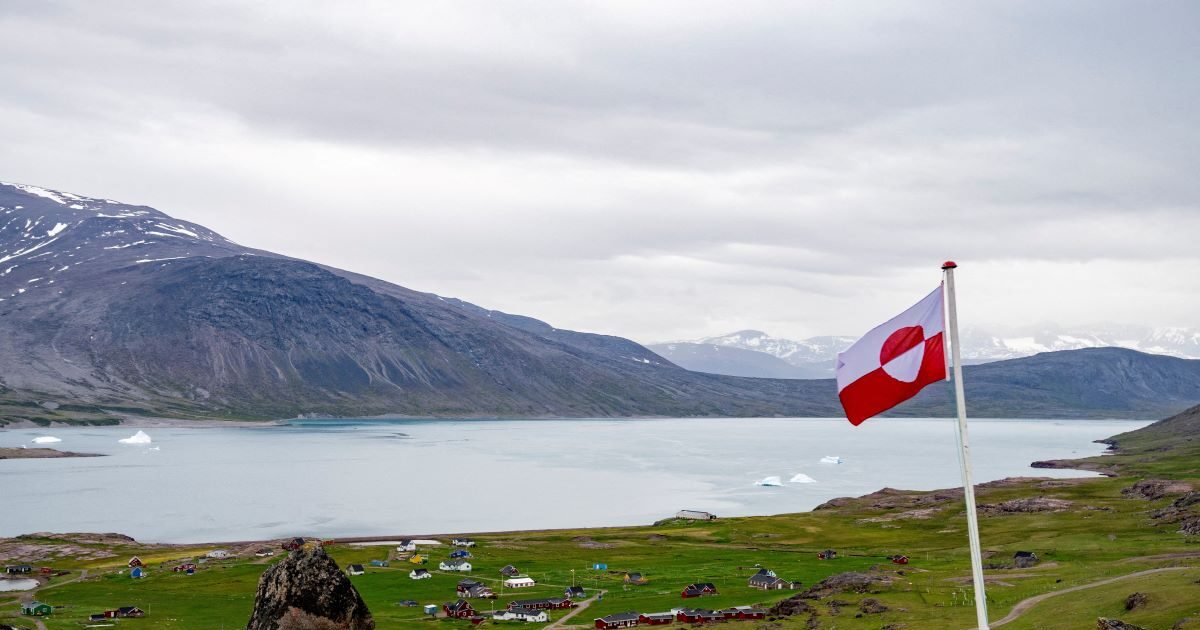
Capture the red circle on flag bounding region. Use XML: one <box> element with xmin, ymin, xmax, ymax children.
<box><xmin>880</xmin><ymin>326</ymin><xmax>924</xmax><ymax>365</ymax></box>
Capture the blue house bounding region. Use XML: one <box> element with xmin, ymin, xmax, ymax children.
<box><xmin>592</xmin><ymin>563</ymin><xmax>608</xmax><ymax>570</ymax></box>
<box><xmin>370</xmin><ymin>560</ymin><xmax>389</xmax><ymax>567</ymax></box>
<box><xmin>130</xmin><ymin>567</ymin><xmax>145</xmax><ymax>579</ymax></box>
<box><xmin>449</xmin><ymin>549</ymin><xmax>472</xmax><ymax>559</ymax></box>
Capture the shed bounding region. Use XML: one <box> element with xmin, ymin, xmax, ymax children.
<box><xmin>370</xmin><ymin>560</ymin><xmax>389</xmax><ymax>567</ymax></box>
<box><xmin>6</xmin><ymin>565</ymin><xmax>33</xmax><ymax>574</ymax></box>
<box><xmin>675</xmin><ymin>510</ymin><xmax>717</xmax><ymax>521</ymax></box>
<box><xmin>592</xmin><ymin>563</ymin><xmax>607</xmax><ymax>570</ymax></box>
<box><xmin>624</xmin><ymin>572</ymin><xmax>647</xmax><ymax>584</ymax></box>
<box><xmin>424</xmin><ymin>604</ymin><xmax>439</xmax><ymax>616</ymax></box>
<box><xmin>817</xmin><ymin>549</ymin><xmax>837</xmax><ymax>560</ymax></box>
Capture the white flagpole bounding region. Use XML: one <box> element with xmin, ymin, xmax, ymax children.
<box><xmin>942</xmin><ymin>260</ymin><xmax>990</xmax><ymax>629</ymax></box>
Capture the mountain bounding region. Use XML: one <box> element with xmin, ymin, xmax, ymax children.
<box><xmin>657</xmin><ymin>326</ymin><xmax>1200</xmax><ymax>380</ymax></box>
<box><xmin>0</xmin><ymin>181</ymin><xmax>839</xmax><ymax>421</ymax></box>
<box><xmin>3</xmin><ymin>181</ymin><xmax>1200</xmax><ymax>422</ymax></box>
<box><xmin>650</xmin><ymin>331</ymin><xmax>852</xmax><ymax>378</ymax></box>
<box><xmin>643</xmin><ymin>342</ymin><xmax>831</xmax><ymax>379</ymax></box>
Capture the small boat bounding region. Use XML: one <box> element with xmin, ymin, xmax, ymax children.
<box><xmin>820</xmin><ymin>456</ymin><xmax>843</xmax><ymax>464</ymax></box>
<box><xmin>755</xmin><ymin>476</ymin><xmax>783</xmax><ymax>487</ymax></box>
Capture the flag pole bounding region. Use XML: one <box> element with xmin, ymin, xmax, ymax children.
<box><xmin>942</xmin><ymin>260</ymin><xmax>990</xmax><ymax>629</ymax></box>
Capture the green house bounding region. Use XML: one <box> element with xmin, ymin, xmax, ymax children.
<box><xmin>22</xmin><ymin>601</ymin><xmax>53</xmax><ymax>616</ymax></box>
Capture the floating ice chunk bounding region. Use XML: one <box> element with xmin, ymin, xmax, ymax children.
<box><xmin>118</xmin><ymin>430</ymin><xmax>153</xmax><ymax>444</ymax></box>
<box><xmin>755</xmin><ymin>475</ymin><xmax>783</xmax><ymax>487</ymax></box>
<box><xmin>32</xmin><ymin>436</ymin><xmax>62</xmax><ymax>444</ymax></box>
<box><xmin>789</xmin><ymin>473</ymin><xmax>817</xmax><ymax>483</ymax></box>
<box><xmin>820</xmin><ymin>456</ymin><xmax>842</xmax><ymax>464</ymax></box>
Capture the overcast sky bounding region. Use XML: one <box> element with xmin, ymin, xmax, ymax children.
<box><xmin>1</xmin><ymin>1</ymin><xmax>1197</xmax><ymax>342</ymax></box>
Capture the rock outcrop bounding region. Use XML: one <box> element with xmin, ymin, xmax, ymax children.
<box><xmin>979</xmin><ymin>497</ymin><xmax>1073</xmax><ymax>515</ymax></box>
<box><xmin>1122</xmin><ymin>479</ymin><xmax>1193</xmax><ymax>500</ymax></box>
<box><xmin>1098</xmin><ymin>619</ymin><xmax>1148</xmax><ymax>630</ymax></box>
<box><xmin>247</xmin><ymin>545</ymin><xmax>373</xmax><ymax>630</ymax></box>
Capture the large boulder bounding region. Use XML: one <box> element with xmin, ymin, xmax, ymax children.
<box><xmin>247</xmin><ymin>545</ymin><xmax>373</xmax><ymax>630</ymax></box>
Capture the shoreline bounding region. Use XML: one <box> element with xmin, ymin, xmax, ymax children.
<box><xmin>0</xmin><ymin>447</ymin><xmax>104</xmax><ymax>460</ymax></box>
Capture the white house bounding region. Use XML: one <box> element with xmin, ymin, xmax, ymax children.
<box><xmin>494</xmin><ymin>608</ymin><xmax>548</xmax><ymax>622</ymax></box>
<box><xmin>410</xmin><ymin>569</ymin><xmax>432</xmax><ymax>580</ymax></box>
<box><xmin>504</xmin><ymin>576</ymin><xmax>536</xmax><ymax>588</ymax></box>
<box><xmin>439</xmin><ymin>559</ymin><xmax>472</xmax><ymax>572</ymax></box>
<box><xmin>396</xmin><ymin>540</ymin><xmax>418</xmax><ymax>552</ymax></box>
<box><xmin>452</xmin><ymin>538</ymin><xmax>476</xmax><ymax>547</ymax></box>
<box><xmin>205</xmin><ymin>549</ymin><xmax>231</xmax><ymax>559</ymax></box>
<box><xmin>347</xmin><ymin>564</ymin><xmax>365</xmax><ymax>576</ymax></box>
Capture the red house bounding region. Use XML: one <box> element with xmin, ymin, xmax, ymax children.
<box><xmin>173</xmin><ymin>563</ymin><xmax>197</xmax><ymax>573</ymax></box>
<box><xmin>444</xmin><ymin>599</ymin><xmax>476</xmax><ymax>618</ymax></box>
<box><xmin>639</xmin><ymin>612</ymin><xmax>674</xmax><ymax>625</ymax></box>
<box><xmin>676</xmin><ymin>609</ymin><xmax>724</xmax><ymax>624</ymax></box>
<box><xmin>817</xmin><ymin>549</ymin><xmax>837</xmax><ymax>560</ymax></box>
<box><xmin>891</xmin><ymin>555</ymin><xmax>909</xmax><ymax>565</ymax></box>
<box><xmin>731</xmin><ymin>607</ymin><xmax>765</xmax><ymax>620</ymax></box>
<box><xmin>595</xmin><ymin>612</ymin><xmax>640</xmax><ymax>629</ymax></box>
<box><xmin>680</xmin><ymin>583</ymin><xmax>719</xmax><ymax>598</ymax></box>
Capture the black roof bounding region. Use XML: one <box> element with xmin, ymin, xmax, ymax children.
<box><xmin>445</xmin><ymin>599</ymin><xmax>473</xmax><ymax>612</ymax></box>
<box><xmin>1014</xmin><ymin>551</ymin><xmax>1037</xmax><ymax>557</ymax></box>
<box><xmin>348</xmin><ymin>564</ymin><xmax>364</xmax><ymax>571</ymax></box>
<box><xmin>566</xmin><ymin>585</ymin><xmax>585</xmax><ymax>593</ymax></box>
<box><xmin>599</xmin><ymin>612</ymin><xmax>641</xmax><ymax>622</ymax></box>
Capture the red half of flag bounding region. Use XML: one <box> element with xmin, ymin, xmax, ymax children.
<box><xmin>835</xmin><ymin>285</ymin><xmax>947</xmax><ymax>425</ymax></box>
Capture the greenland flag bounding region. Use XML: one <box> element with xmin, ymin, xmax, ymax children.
<box><xmin>836</xmin><ymin>285</ymin><xmax>947</xmax><ymax>425</ymax></box>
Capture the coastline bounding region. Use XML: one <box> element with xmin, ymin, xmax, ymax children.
<box><xmin>0</xmin><ymin>447</ymin><xmax>104</xmax><ymax>460</ymax></box>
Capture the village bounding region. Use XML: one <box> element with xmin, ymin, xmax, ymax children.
<box><xmin>0</xmin><ymin>495</ymin><xmax>1104</xmax><ymax>630</ymax></box>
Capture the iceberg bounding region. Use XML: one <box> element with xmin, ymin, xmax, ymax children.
<box><xmin>754</xmin><ymin>475</ymin><xmax>783</xmax><ymax>487</ymax></box>
<box><xmin>789</xmin><ymin>473</ymin><xmax>817</xmax><ymax>483</ymax></box>
<box><xmin>32</xmin><ymin>436</ymin><xmax>62</xmax><ymax>444</ymax></box>
<box><xmin>118</xmin><ymin>430</ymin><xmax>153</xmax><ymax>445</ymax></box>
<box><xmin>820</xmin><ymin>456</ymin><xmax>842</xmax><ymax>464</ymax></box>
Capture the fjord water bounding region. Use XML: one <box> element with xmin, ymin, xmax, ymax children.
<box><xmin>0</xmin><ymin>418</ymin><xmax>1146</xmax><ymax>543</ymax></box>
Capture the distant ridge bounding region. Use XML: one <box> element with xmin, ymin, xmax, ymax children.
<box><xmin>654</xmin><ymin>325</ymin><xmax>1200</xmax><ymax>379</ymax></box>
<box><xmin>2</xmin><ymin>181</ymin><xmax>1199</xmax><ymax>422</ymax></box>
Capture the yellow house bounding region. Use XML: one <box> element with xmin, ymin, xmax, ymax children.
<box><xmin>408</xmin><ymin>554</ymin><xmax>426</xmax><ymax>565</ymax></box>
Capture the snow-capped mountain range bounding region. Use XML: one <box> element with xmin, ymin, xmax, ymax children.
<box><xmin>650</xmin><ymin>326</ymin><xmax>1200</xmax><ymax>379</ymax></box>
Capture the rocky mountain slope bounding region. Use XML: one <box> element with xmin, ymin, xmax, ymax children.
<box><xmin>3</xmin><ymin>181</ymin><xmax>1199</xmax><ymax>422</ymax></box>
<box><xmin>0</xmin><ymin>181</ymin><xmax>838</xmax><ymax>420</ymax></box>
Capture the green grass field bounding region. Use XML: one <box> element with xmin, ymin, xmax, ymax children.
<box><xmin>3</xmin><ymin>425</ymin><xmax>1199</xmax><ymax>630</ymax></box>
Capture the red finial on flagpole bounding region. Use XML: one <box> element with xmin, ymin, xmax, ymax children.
<box><xmin>941</xmin><ymin>260</ymin><xmax>957</xmax><ymax>270</ymax></box>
